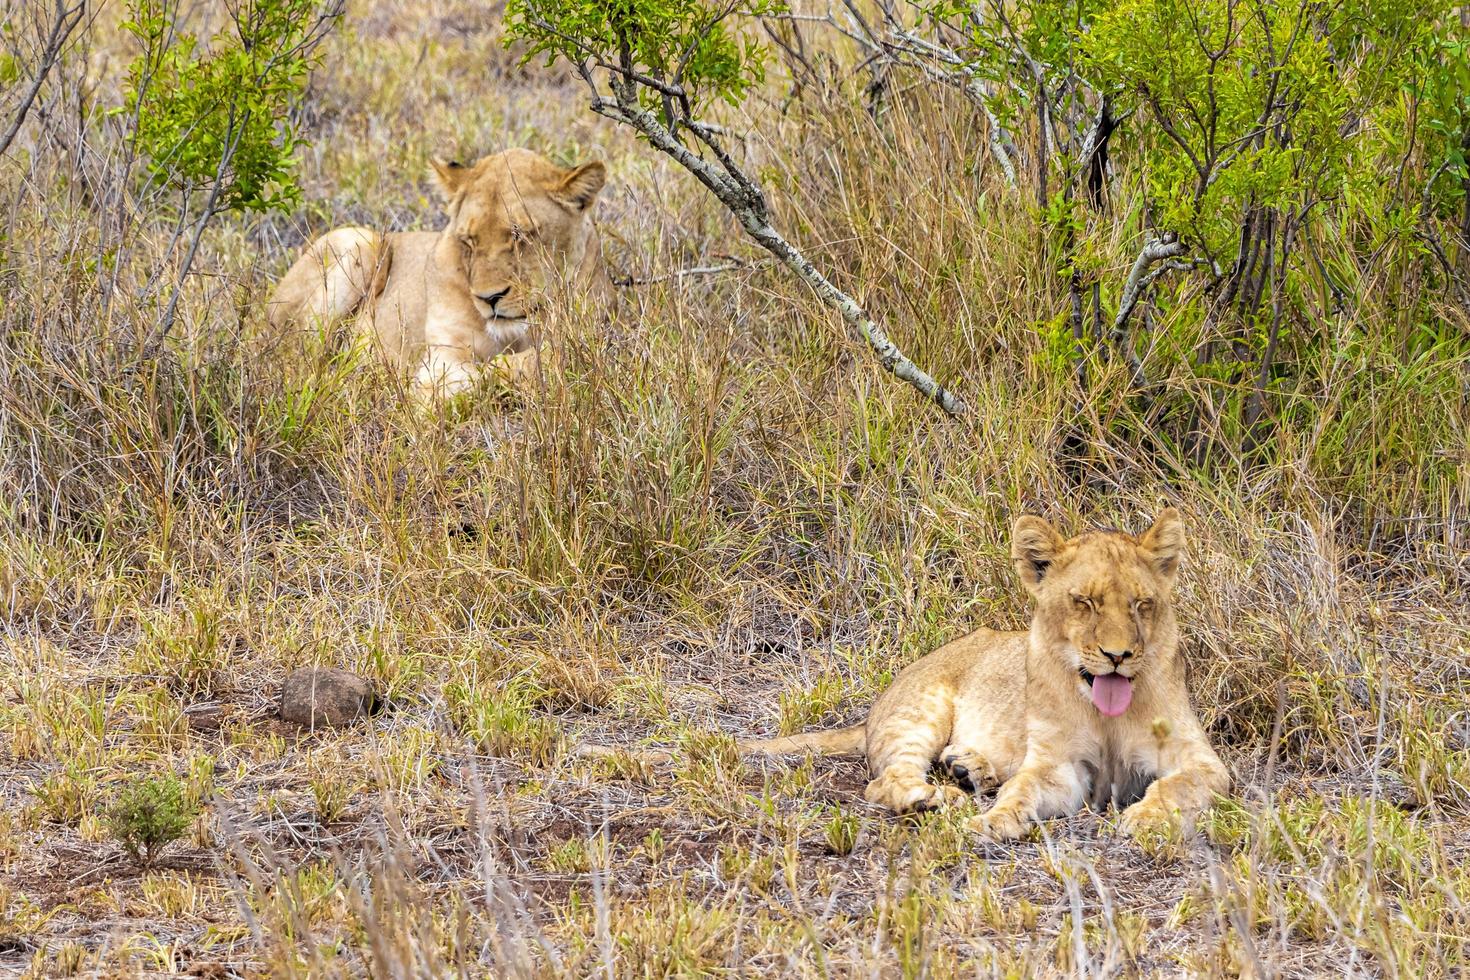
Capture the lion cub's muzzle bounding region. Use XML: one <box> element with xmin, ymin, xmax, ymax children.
<box><xmin>475</xmin><ymin>288</ymin><xmax>511</xmax><ymax>311</ymax></box>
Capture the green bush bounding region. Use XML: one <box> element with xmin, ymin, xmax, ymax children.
<box><xmin>122</xmin><ymin>0</ymin><xmax>342</xmax><ymax>215</ymax></box>
<box><xmin>105</xmin><ymin>775</ymin><xmax>199</xmax><ymax>867</ymax></box>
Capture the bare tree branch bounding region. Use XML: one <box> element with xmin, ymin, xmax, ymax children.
<box><xmin>0</xmin><ymin>0</ymin><xmax>85</xmax><ymax>159</ymax></box>
<box><xmin>879</xmin><ymin>28</ymin><xmax>1020</xmax><ymax>184</ymax></box>
<box><xmin>611</xmin><ymin>259</ymin><xmax>765</xmax><ymax>286</ymax></box>
<box><xmin>774</xmin><ymin>4</ymin><xmax>1020</xmax><ymax>186</ymax></box>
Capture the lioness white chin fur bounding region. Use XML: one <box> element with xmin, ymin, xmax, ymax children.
<box><xmin>267</xmin><ymin>148</ymin><xmax>608</xmax><ymax>394</ymax></box>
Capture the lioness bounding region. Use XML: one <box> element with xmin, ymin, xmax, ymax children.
<box><xmin>739</xmin><ymin>509</ymin><xmax>1229</xmax><ymax>839</ymax></box>
<box><xmin>268</xmin><ymin>148</ymin><xmax>608</xmax><ymax>393</ymax></box>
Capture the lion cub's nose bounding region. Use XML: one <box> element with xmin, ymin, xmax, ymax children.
<box><xmin>1102</xmin><ymin>650</ymin><xmax>1133</xmax><ymax>667</ymax></box>
<box><xmin>477</xmin><ymin>288</ymin><xmax>510</xmax><ymax>310</ymax></box>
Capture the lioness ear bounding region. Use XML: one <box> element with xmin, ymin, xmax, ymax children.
<box><xmin>1012</xmin><ymin>516</ymin><xmax>1064</xmax><ymax>594</ymax></box>
<box><xmin>1139</xmin><ymin>507</ymin><xmax>1186</xmax><ymax>586</ymax></box>
<box><xmin>429</xmin><ymin>157</ymin><xmax>471</xmax><ymax>201</ymax></box>
<box><xmin>554</xmin><ymin>161</ymin><xmax>606</xmax><ymax>211</ymax></box>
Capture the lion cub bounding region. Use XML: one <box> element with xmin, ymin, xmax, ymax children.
<box><xmin>744</xmin><ymin>509</ymin><xmax>1229</xmax><ymax>839</ymax></box>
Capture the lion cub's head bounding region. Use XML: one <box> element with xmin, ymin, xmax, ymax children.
<box><xmin>1011</xmin><ymin>509</ymin><xmax>1186</xmax><ymax>718</ymax></box>
<box><xmin>429</xmin><ymin>148</ymin><xmax>606</xmax><ymax>321</ymax></box>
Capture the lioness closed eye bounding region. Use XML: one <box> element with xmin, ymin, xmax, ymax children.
<box><xmin>268</xmin><ymin>148</ymin><xmax>608</xmax><ymax>395</ymax></box>
<box><xmin>735</xmin><ymin>508</ymin><xmax>1229</xmax><ymax>840</ymax></box>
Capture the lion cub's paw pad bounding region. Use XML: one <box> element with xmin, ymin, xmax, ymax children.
<box><xmin>939</xmin><ymin>748</ymin><xmax>997</xmax><ymax>793</ymax></box>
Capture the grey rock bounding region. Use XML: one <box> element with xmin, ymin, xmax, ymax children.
<box><xmin>280</xmin><ymin>668</ymin><xmax>376</xmax><ymax>728</ymax></box>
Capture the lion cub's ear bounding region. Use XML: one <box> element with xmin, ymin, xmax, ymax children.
<box><xmin>429</xmin><ymin>157</ymin><xmax>472</xmax><ymax>201</ymax></box>
<box><xmin>1012</xmin><ymin>515</ymin><xmax>1065</xmax><ymax>594</ymax></box>
<box><xmin>553</xmin><ymin>161</ymin><xmax>606</xmax><ymax>211</ymax></box>
<box><xmin>1139</xmin><ymin>507</ymin><xmax>1186</xmax><ymax>586</ymax></box>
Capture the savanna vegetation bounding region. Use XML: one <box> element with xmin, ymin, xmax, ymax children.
<box><xmin>1</xmin><ymin>0</ymin><xmax>1468</xmax><ymax>974</ymax></box>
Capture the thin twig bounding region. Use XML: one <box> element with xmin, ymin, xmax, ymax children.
<box><xmin>611</xmin><ymin>260</ymin><xmax>764</xmax><ymax>287</ymax></box>
<box><xmin>0</xmin><ymin>0</ymin><xmax>86</xmax><ymax>159</ymax></box>
<box><xmin>1110</xmin><ymin>238</ymin><xmax>1189</xmax><ymax>389</ymax></box>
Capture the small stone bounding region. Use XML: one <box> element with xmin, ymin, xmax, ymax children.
<box><xmin>279</xmin><ymin>668</ymin><xmax>376</xmax><ymax>728</ymax></box>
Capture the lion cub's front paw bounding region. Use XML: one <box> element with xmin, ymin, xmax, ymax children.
<box><xmin>967</xmin><ymin>806</ymin><xmax>1031</xmax><ymax>841</ymax></box>
<box><xmin>866</xmin><ymin>775</ymin><xmax>970</xmax><ymax>814</ymax></box>
<box><xmin>900</xmin><ymin>782</ymin><xmax>970</xmax><ymax>814</ymax></box>
<box><xmin>489</xmin><ymin>349</ymin><xmax>548</xmax><ymax>391</ymax></box>
<box><xmin>923</xmin><ymin>784</ymin><xmax>971</xmax><ymax>811</ymax></box>
<box><xmin>1117</xmin><ymin>797</ymin><xmax>1180</xmax><ymax>838</ymax></box>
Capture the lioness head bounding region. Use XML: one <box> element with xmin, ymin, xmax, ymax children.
<box><xmin>1011</xmin><ymin>509</ymin><xmax>1186</xmax><ymax>718</ymax></box>
<box><xmin>429</xmin><ymin>148</ymin><xmax>606</xmax><ymax>321</ymax></box>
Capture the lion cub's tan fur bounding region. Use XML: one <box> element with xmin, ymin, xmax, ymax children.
<box><xmin>268</xmin><ymin>148</ymin><xmax>608</xmax><ymax>394</ymax></box>
<box><xmin>744</xmin><ymin>509</ymin><xmax>1229</xmax><ymax>839</ymax></box>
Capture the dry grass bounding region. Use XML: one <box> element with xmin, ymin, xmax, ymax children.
<box><xmin>2</xmin><ymin>0</ymin><xmax>1469</xmax><ymax>975</ymax></box>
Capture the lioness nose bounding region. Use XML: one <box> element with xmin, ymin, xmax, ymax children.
<box><xmin>477</xmin><ymin>288</ymin><xmax>510</xmax><ymax>309</ymax></box>
<box><xmin>1102</xmin><ymin>650</ymin><xmax>1133</xmax><ymax>667</ymax></box>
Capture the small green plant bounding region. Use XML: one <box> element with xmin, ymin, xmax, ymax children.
<box><xmin>820</xmin><ymin>804</ymin><xmax>860</xmax><ymax>856</ymax></box>
<box><xmin>776</xmin><ymin>676</ymin><xmax>847</xmax><ymax>736</ymax></box>
<box><xmin>582</xmin><ymin>745</ymin><xmax>657</xmax><ymax>784</ymax></box>
<box><xmin>30</xmin><ymin>763</ymin><xmax>99</xmax><ymax>825</ymax></box>
<box><xmin>140</xmin><ymin>870</ymin><xmax>212</xmax><ymax>918</ymax></box>
<box><xmin>309</xmin><ymin>772</ymin><xmax>358</xmax><ymax>825</ymax></box>
<box><xmin>12</xmin><ymin>679</ymin><xmax>111</xmax><ymax>766</ymax></box>
<box><xmin>544</xmin><ymin>835</ymin><xmax>609</xmax><ymax>874</ymax></box>
<box><xmin>105</xmin><ymin>774</ymin><xmax>198</xmax><ymax>867</ymax></box>
<box><xmin>1397</xmin><ymin>709</ymin><xmax>1470</xmax><ymax>810</ymax></box>
<box><xmin>673</xmin><ymin>729</ymin><xmax>742</xmax><ymax>789</ymax></box>
<box><xmin>611</xmin><ymin>674</ymin><xmax>671</xmax><ymax>722</ymax></box>
<box><xmin>183</xmin><ymin>753</ymin><xmax>216</xmax><ymax>808</ymax></box>
<box><xmin>446</xmin><ymin>677</ymin><xmax>562</xmax><ymax>766</ymax></box>
<box><xmin>129</xmin><ymin>597</ymin><xmax>232</xmax><ymax>697</ymax></box>
<box><xmin>640</xmin><ymin>827</ymin><xmax>667</xmax><ymax>863</ymax></box>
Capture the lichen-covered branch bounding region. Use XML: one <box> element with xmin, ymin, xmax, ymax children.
<box><xmin>1109</xmin><ymin>238</ymin><xmax>1188</xmax><ymax>388</ymax></box>
<box><xmin>880</xmin><ymin>28</ymin><xmax>1019</xmax><ymax>185</ymax></box>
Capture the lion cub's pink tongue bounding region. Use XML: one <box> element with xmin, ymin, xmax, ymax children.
<box><xmin>1090</xmin><ymin>674</ymin><xmax>1133</xmax><ymax>717</ymax></box>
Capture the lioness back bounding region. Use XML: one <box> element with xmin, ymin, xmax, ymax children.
<box><xmin>331</xmin><ymin>231</ymin><xmax>433</xmax><ymax>365</ymax></box>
